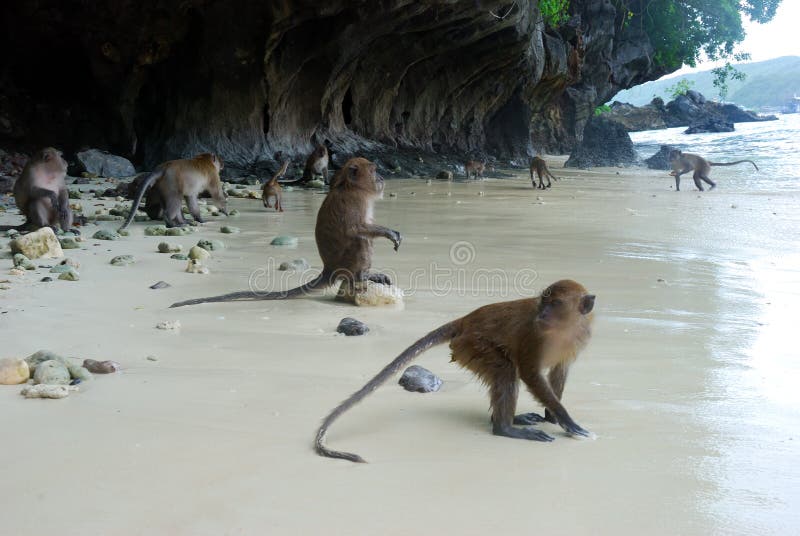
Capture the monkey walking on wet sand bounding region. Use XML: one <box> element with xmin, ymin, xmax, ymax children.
<box><xmin>464</xmin><ymin>160</ymin><xmax>486</xmax><ymax>180</ymax></box>
<box><xmin>315</xmin><ymin>279</ymin><xmax>596</xmax><ymax>463</ymax></box>
<box><xmin>529</xmin><ymin>156</ymin><xmax>560</xmax><ymax>189</ymax></box>
<box><xmin>5</xmin><ymin>147</ymin><xmax>73</xmax><ymax>232</ymax></box>
<box><xmin>170</xmin><ymin>157</ymin><xmax>402</xmax><ymax>308</ymax></box>
<box><xmin>668</xmin><ymin>149</ymin><xmax>758</xmax><ymax>191</ymax></box>
<box><xmin>262</xmin><ymin>159</ymin><xmax>290</xmax><ymax>212</ymax></box>
<box><xmin>118</xmin><ymin>153</ymin><xmax>227</xmax><ymax>231</ymax></box>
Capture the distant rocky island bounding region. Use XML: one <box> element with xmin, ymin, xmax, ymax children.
<box><xmin>603</xmin><ymin>90</ymin><xmax>777</xmax><ymax>133</ymax></box>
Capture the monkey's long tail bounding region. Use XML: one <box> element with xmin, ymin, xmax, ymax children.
<box><xmin>314</xmin><ymin>320</ymin><xmax>460</xmax><ymax>463</ymax></box>
<box><xmin>709</xmin><ymin>160</ymin><xmax>759</xmax><ymax>171</ymax></box>
<box><xmin>169</xmin><ymin>272</ymin><xmax>329</xmax><ymax>308</ymax></box>
<box><xmin>117</xmin><ymin>170</ymin><xmax>164</xmax><ymax>231</ymax></box>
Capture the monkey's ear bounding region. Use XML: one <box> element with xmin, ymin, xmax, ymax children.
<box><xmin>579</xmin><ymin>295</ymin><xmax>595</xmax><ymax>315</ymax></box>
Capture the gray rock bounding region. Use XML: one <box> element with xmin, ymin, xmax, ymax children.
<box><xmin>13</xmin><ymin>253</ymin><xmax>36</xmax><ymax>270</ymax></box>
<box><xmin>59</xmin><ymin>236</ymin><xmax>80</xmax><ymax>249</ymax></box>
<box><xmin>336</xmin><ymin>317</ymin><xmax>369</xmax><ymax>336</ymax></box>
<box><xmin>25</xmin><ymin>351</ymin><xmax>68</xmax><ymax>374</ymax></box>
<box><xmin>170</xmin><ymin>253</ymin><xmax>188</xmax><ymax>260</ymax></box>
<box><xmin>40</xmin><ymin>277</ymin><xmax>53</xmax><ymax>282</ymax></box>
<box><xmin>565</xmin><ymin>116</ymin><xmax>638</xmax><ymax>168</ymax></box>
<box><xmin>399</xmin><ymin>365</ymin><xmax>442</xmax><ymax>393</ymax></box>
<box><xmin>157</xmin><ymin>242</ymin><xmax>181</xmax><ymax>253</ymax></box>
<box><xmin>110</xmin><ymin>255</ymin><xmax>136</xmax><ymax>266</ymax></box>
<box><xmin>144</xmin><ymin>226</ymin><xmax>167</xmax><ymax>236</ymax></box>
<box><xmin>58</xmin><ymin>268</ymin><xmax>80</xmax><ymax>281</ymax></box>
<box><xmin>166</xmin><ymin>227</ymin><xmax>194</xmax><ymax>236</ymax></box>
<box><xmin>76</xmin><ymin>149</ymin><xmax>136</xmax><ymax>177</ymax></box>
<box><xmin>10</xmin><ymin>227</ymin><xmax>64</xmax><ymax>259</ymax></box>
<box><xmin>66</xmin><ymin>363</ymin><xmax>93</xmax><ymax>382</ymax></box>
<box><xmin>92</xmin><ymin>229</ymin><xmax>120</xmax><ymax>241</ymax></box>
<box><xmin>435</xmin><ymin>170</ymin><xmax>453</xmax><ymax>181</ymax></box>
<box><xmin>220</xmin><ymin>226</ymin><xmax>240</xmax><ymax>234</ymax></box>
<box><xmin>644</xmin><ymin>145</ymin><xmax>678</xmax><ymax>170</ymax></box>
<box><xmin>33</xmin><ymin>359</ymin><xmax>71</xmax><ymax>385</ymax></box>
<box><xmin>150</xmin><ymin>280</ymin><xmax>171</xmax><ymax>289</ymax></box>
<box><xmin>278</xmin><ymin>258</ymin><xmax>310</xmax><ymax>271</ymax></box>
<box><xmin>49</xmin><ymin>264</ymin><xmax>74</xmax><ymax>273</ymax></box>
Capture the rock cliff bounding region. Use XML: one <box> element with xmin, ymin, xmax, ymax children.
<box><xmin>1</xmin><ymin>1</ymin><xmax>670</xmax><ymax>175</ymax></box>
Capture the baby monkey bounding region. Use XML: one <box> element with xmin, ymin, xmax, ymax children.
<box><xmin>668</xmin><ymin>149</ymin><xmax>758</xmax><ymax>191</ymax></box>
<box><xmin>315</xmin><ymin>279</ymin><xmax>596</xmax><ymax>463</ymax></box>
<box><xmin>529</xmin><ymin>156</ymin><xmax>560</xmax><ymax>189</ymax></box>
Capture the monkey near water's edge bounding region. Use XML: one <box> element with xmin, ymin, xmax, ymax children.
<box><xmin>170</xmin><ymin>157</ymin><xmax>402</xmax><ymax>308</ymax></box>
<box><xmin>12</xmin><ymin>147</ymin><xmax>72</xmax><ymax>232</ymax></box>
<box><xmin>118</xmin><ymin>153</ymin><xmax>227</xmax><ymax>231</ymax></box>
<box><xmin>668</xmin><ymin>149</ymin><xmax>758</xmax><ymax>191</ymax></box>
<box><xmin>315</xmin><ymin>279</ymin><xmax>596</xmax><ymax>463</ymax></box>
<box><xmin>263</xmin><ymin>160</ymin><xmax>289</xmax><ymax>212</ymax></box>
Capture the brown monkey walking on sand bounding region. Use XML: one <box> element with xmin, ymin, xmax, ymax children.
<box><xmin>315</xmin><ymin>279</ymin><xmax>596</xmax><ymax>463</ymax></box>
<box><xmin>464</xmin><ymin>160</ymin><xmax>486</xmax><ymax>180</ymax></box>
<box><xmin>668</xmin><ymin>149</ymin><xmax>758</xmax><ymax>191</ymax></box>
<box><xmin>262</xmin><ymin>159</ymin><xmax>289</xmax><ymax>212</ymax></box>
<box><xmin>170</xmin><ymin>157</ymin><xmax>401</xmax><ymax>308</ymax></box>
<box><xmin>118</xmin><ymin>153</ymin><xmax>227</xmax><ymax>231</ymax></box>
<box><xmin>10</xmin><ymin>147</ymin><xmax>73</xmax><ymax>232</ymax></box>
<box><xmin>529</xmin><ymin>156</ymin><xmax>560</xmax><ymax>189</ymax></box>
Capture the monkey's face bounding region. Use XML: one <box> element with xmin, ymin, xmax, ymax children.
<box><xmin>41</xmin><ymin>148</ymin><xmax>68</xmax><ymax>171</ymax></box>
<box><xmin>333</xmin><ymin>158</ymin><xmax>383</xmax><ymax>196</ymax></box>
<box><xmin>668</xmin><ymin>150</ymin><xmax>682</xmax><ymax>162</ymax></box>
<box><xmin>537</xmin><ymin>280</ymin><xmax>595</xmax><ymax>329</ymax></box>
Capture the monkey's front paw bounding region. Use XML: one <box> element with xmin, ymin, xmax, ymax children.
<box><xmin>561</xmin><ymin>420</ymin><xmax>591</xmax><ymax>438</ymax></box>
<box><xmin>513</xmin><ymin>412</ymin><xmax>546</xmax><ymax>425</ymax></box>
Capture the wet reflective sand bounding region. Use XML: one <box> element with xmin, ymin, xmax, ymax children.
<box><xmin>1</xmin><ymin>163</ymin><xmax>798</xmax><ymax>535</ymax></box>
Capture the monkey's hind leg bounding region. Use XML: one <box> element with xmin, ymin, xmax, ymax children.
<box><xmin>700</xmin><ymin>174</ymin><xmax>716</xmax><ymax>190</ymax></box>
<box><xmin>692</xmin><ymin>173</ymin><xmax>705</xmax><ymax>192</ymax></box>
<box><xmin>185</xmin><ymin>195</ymin><xmax>205</xmax><ymax>224</ymax></box>
<box><xmin>488</xmin><ymin>360</ymin><xmax>554</xmax><ymax>442</ymax></box>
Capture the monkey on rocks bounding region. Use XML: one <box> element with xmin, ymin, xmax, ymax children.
<box><xmin>8</xmin><ymin>147</ymin><xmax>73</xmax><ymax>232</ymax></box>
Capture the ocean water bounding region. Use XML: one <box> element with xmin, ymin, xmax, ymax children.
<box><xmin>631</xmin><ymin>113</ymin><xmax>800</xmax><ymax>193</ymax></box>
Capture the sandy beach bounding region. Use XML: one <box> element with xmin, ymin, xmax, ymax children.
<box><xmin>1</xmin><ymin>161</ymin><xmax>799</xmax><ymax>535</ymax></box>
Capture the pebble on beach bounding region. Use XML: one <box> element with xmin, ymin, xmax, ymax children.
<box><xmin>33</xmin><ymin>359</ymin><xmax>71</xmax><ymax>385</ymax></box>
<box><xmin>21</xmin><ymin>384</ymin><xmax>73</xmax><ymax>399</ymax></box>
<box><xmin>83</xmin><ymin>359</ymin><xmax>122</xmax><ymax>374</ymax></box>
<box><xmin>92</xmin><ymin>229</ymin><xmax>121</xmax><ymax>241</ymax></box>
<box><xmin>197</xmin><ymin>239</ymin><xmax>224</xmax><ymax>251</ymax></box>
<box><xmin>10</xmin><ymin>227</ymin><xmax>64</xmax><ymax>259</ymax></box>
<box><xmin>185</xmin><ymin>259</ymin><xmax>209</xmax><ymax>274</ymax></box>
<box><xmin>188</xmin><ymin>246</ymin><xmax>210</xmax><ymax>261</ymax></box>
<box><xmin>156</xmin><ymin>320</ymin><xmax>181</xmax><ymax>330</ymax></box>
<box><xmin>220</xmin><ymin>226</ymin><xmax>240</xmax><ymax>234</ymax></box>
<box><xmin>157</xmin><ymin>242</ymin><xmax>182</xmax><ymax>253</ymax></box>
<box><xmin>110</xmin><ymin>255</ymin><xmax>136</xmax><ymax>266</ymax></box>
<box><xmin>278</xmin><ymin>258</ymin><xmax>309</xmax><ymax>271</ymax></box>
<box><xmin>353</xmin><ymin>281</ymin><xmax>404</xmax><ymax>306</ymax></box>
<box><xmin>270</xmin><ymin>236</ymin><xmax>298</xmax><ymax>246</ymax></box>
<box><xmin>336</xmin><ymin>317</ymin><xmax>370</xmax><ymax>336</ymax></box>
<box><xmin>13</xmin><ymin>254</ymin><xmax>36</xmax><ymax>270</ymax></box>
<box><xmin>0</xmin><ymin>358</ymin><xmax>30</xmax><ymax>385</ymax></box>
<box><xmin>58</xmin><ymin>268</ymin><xmax>80</xmax><ymax>281</ymax></box>
<box><xmin>150</xmin><ymin>281</ymin><xmax>171</xmax><ymax>289</ymax></box>
<box><xmin>399</xmin><ymin>365</ymin><xmax>443</xmax><ymax>393</ymax></box>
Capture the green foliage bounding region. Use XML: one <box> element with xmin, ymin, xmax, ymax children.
<box><xmin>594</xmin><ymin>104</ymin><xmax>612</xmax><ymax>116</ymax></box>
<box><xmin>612</xmin><ymin>0</ymin><xmax>781</xmax><ymax>70</ymax></box>
<box><xmin>538</xmin><ymin>0</ymin><xmax>570</xmax><ymax>27</ymax></box>
<box><xmin>666</xmin><ymin>79</ymin><xmax>695</xmax><ymax>99</ymax></box>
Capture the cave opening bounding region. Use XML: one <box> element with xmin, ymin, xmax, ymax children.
<box><xmin>342</xmin><ymin>88</ymin><xmax>354</xmax><ymax>126</ymax></box>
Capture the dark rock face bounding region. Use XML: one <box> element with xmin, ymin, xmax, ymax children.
<box><xmin>604</xmin><ymin>99</ymin><xmax>667</xmax><ymax>131</ymax></box>
<box><xmin>644</xmin><ymin>145</ymin><xmax>678</xmax><ymax>170</ymax></box>
<box><xmin>399</xmin><ymin>365</ymin><xmax>442</xmax><ymax>393</ymax></box>
<box><xmin>76</xmin><ymin>149</ymin><xmax>136</xmax><ymax>177</ymax></box>
<box><xmin>684</xmin><ymin>118</ymin><xmax>734</xmax><ymax>134</ymax></box>
<box><xmin>1</xmin><ymin>1</ymin><xmax>669</xmax><ymax>174</ymax></box>
<box><xmin>565</xmin><ymin>116</ymin><xmax>637</xmax><ymax>168</ymax></box>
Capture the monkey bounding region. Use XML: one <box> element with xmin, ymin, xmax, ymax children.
<box><xmin>118</xmin><ymin>153</ymin><xmax>227</xmax><ymax>231</ymax></box>
<box><xmin>668</xmin><ymin>149</ymin><xmax>758</xmax><ymax>191</ymax></box>
<box><xmin>464</xmin><ymin>160</ymin><xmax>486</xmax><ymax>180</ymax></box>
<box><xmin>170</xmin><ymin>157</ymin><xmax>402</xmax><ymax>308</ymax></box>
<box><xmin>9</xmin><ymin>147</ymin><xmax>73</xmax><ymax>232</ymax></box>
<box><xmin>262</xmin><ymin>159</ymin><xmax>289</xmax><ymax>212</ymax></box>
<box><xmin>301</xmin><ymin>142</ymin><xmax>329</xmax><ymax>184</ymax></box>
<box><xmin>315</xmin><ymin>279</ymin><xmax>596</xmax><ymax>463</ymax></box>
<box><xmin>529</xmin><ymin>156</ymin><xmax>560</xmax><ymax>189</ymax></box>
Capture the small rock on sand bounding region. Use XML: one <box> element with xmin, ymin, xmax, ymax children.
<box><xmin>110</xmin><ymin>255</ymin><xmax>136</xmax><ymax>266</ymax></box>
<box><xmin>150</xmin><ymin>281</ymin><xmax>171</xmax><ymax>289</ymax></box>
<box><xmin>188</xmin><ymin>246</ymin><xmax>210</xmax><ymax>261</ymax></box>
<box><xmin>145</xmin><ymin>226</ymin><xmax>167</xmax><ymax>236</ymax></box>
<box><xmin>13</xmin><ymin>254</ymin><xmax>36</xmax><ymax>270</ymax></box>
<box><xmin>220</xmin><ymin>226</ymin><xmax>240</xmax><ymax>234</ymax></box>
<box><xmin>270</xmin><ymin>236</ymin><xmax>298</xmax><ymax>246</ymax></box>
<box><xmin>58</xmin><ymin>268</ymin><xmax>80</xmax><ymax>281</ymax></box>
<box><xmin>278</xmin><ymin>258</ymin><xmax>309</xmax><ymax>271</ymax></box>
<box><xmin>33</xmin><ymin>359</ymin><xmax>71</xmax><ymax>385</ymax></box>
<box><xmin>185</xmin><ymin>259</ymin><xmax>209</xmax><ymax>274</ymax></box>
<box><xmin>399</xmin><ymin>365</ymin><xmax>442</xmax><ymax>393</ymax></box>
<box><xmin>354</xmin><ymin>281</ymin><xmax>404</xmax><ymax>306</ymax></box>
<box><xmin>157</xmin><ymin>242</ymin><xmax>182</xmax><ymax>253</ymax></box>
<box><xmin>21</xmin><ymin>384</ymin><xmax>73</xmax><ymax>399</ymax></box>
<box><xmin>170</xmin><ymin>253</ymin><xmax>188</xmax><ymax>260</ymax></box>
<box><xmin>83</xmin><ymin>359</ymin><xmax>121</xmax><ymax>374</ymax></box>
<box><xmin>59</xmin><ymin>236</ymin><xmax>80</xmax><ymax>249</ymax></box>
<box><xmin>336</xmin><ymin>317</ymin><xmax>370</xmax><ymax>336</ymax></box>
<box><xmin>156</xmin><ymin>320</ymin><xmax>181</xmax><ymax>330</ymax></box>
<box><xmin>0</xmin><ymin>358</ymin><xmax>30</xmax><ymax>385</ymax></box>
<box><xmin>10</xmin><ymin>227</ymin><xmax>64</xmax><ymax>259</ymax></box>
<box><xmin>166</xmin><ymin>227</ymin><xmax>194</xmax><ymax>236</ymax></box>
<box><xmin>92</xmin><ymin>229</ymin><xmax>120</xmax><ymax>241</ymax></box>
<box><xmin>197</xmin><ymin>239</ymin><xmax>224</xmax><ymax>251</ymax></box>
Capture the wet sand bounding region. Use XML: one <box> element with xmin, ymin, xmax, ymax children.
<box><xmin>1</xmin><ymin>162</ymin><xmax>799</xmax><ymax>535</ymax></box>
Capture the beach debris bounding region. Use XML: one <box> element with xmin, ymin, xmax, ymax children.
<box><xmin>149</xmin><ymin>281</ymin><xmax>171</xmax><ymax>289</ymax></box>
<box><xmin>278</xmin><ymin>258</ymin><xmax>309</xmax><ymax>272</ymax></box>
<box><xmin>220</xmin><ymin>226</ymin><xmax>240</xmax><ymax>234</ymax></box>
<box><xmin>170</xmin><ymin>253</ymin><xmax>188</xmax><ymax>260</ymax></box>
<box><xmin>33</xmin><ymin>360</ymin><xmax>71</xmax><ymax>385</ymax></box>
<box><xmin>156</xmin><ymin>320</ymin><xmax>181</xmax><ymax>330</ymax></box>
<box><xmin>336</xmin><ymin>317</ymin><xmax>370</xmax><ymax>336</ymax></box>
<box><xmin>399</xmin><ymin>365</ymin><xmax>442</xmax><ymax>393</ymax></box>
<box><xmin>92</xmin><ymin>229</ymin><xmax>120</xmax><ymax>240</ymax></box>
<box><xmin>0</xmin><ymin>358</ymin><xmax>30</xmax><ymax>385</ymax></box>
<box><xmin>353</xmin><ymin>281</ymin><xmax>404</xmax><ymax>307</ymax></box>
<box><xmin>110</xmin><ymin>255</ymin><xmax>136</xmax><ymax>266</ymax></box>
<box><xmin>197</xmin><ymin>239</ymin><xmax>224</xmax><ymax>251</ymax></box>
<box><xmin>188</xmin><ymin>245</ymin><xmax>211</xmax><ymax>260</ymax></box>
<box><xmin>9</xmin><ymin>268</ymin><xmax>26</xmax><ymax>276</ymax></box>
<box><xmin>270</xmin><ymin>236</ymin><xmax>298</xmax><ymax>246</ymax></box>
<box><xmin>83</xmin><ymin>359</ymin><xmax>121</xmax><ymax>374</ymax></box>
<box><xmin>13</xmin><ymin>254</ymin><xmax>36</xmax><ymax>270</ymax></box>
<box><xmin>10</xmin><ymin>227</ymin><xmax>64</xmax><ymax>259</ymax></box>
<box><xmin>185</xmin><ymin>259</ymin><xmax>209</xmax><ymax>274</ymax></box>
<box><xmin>21</xmin><ymin>384</ymin><xmax>73</xmax><ymax>399</ymax></box>
<box><xmin>157</xmin><ymin>242</ymin><xmax>182</xmax><ymax>253</ymax></box>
